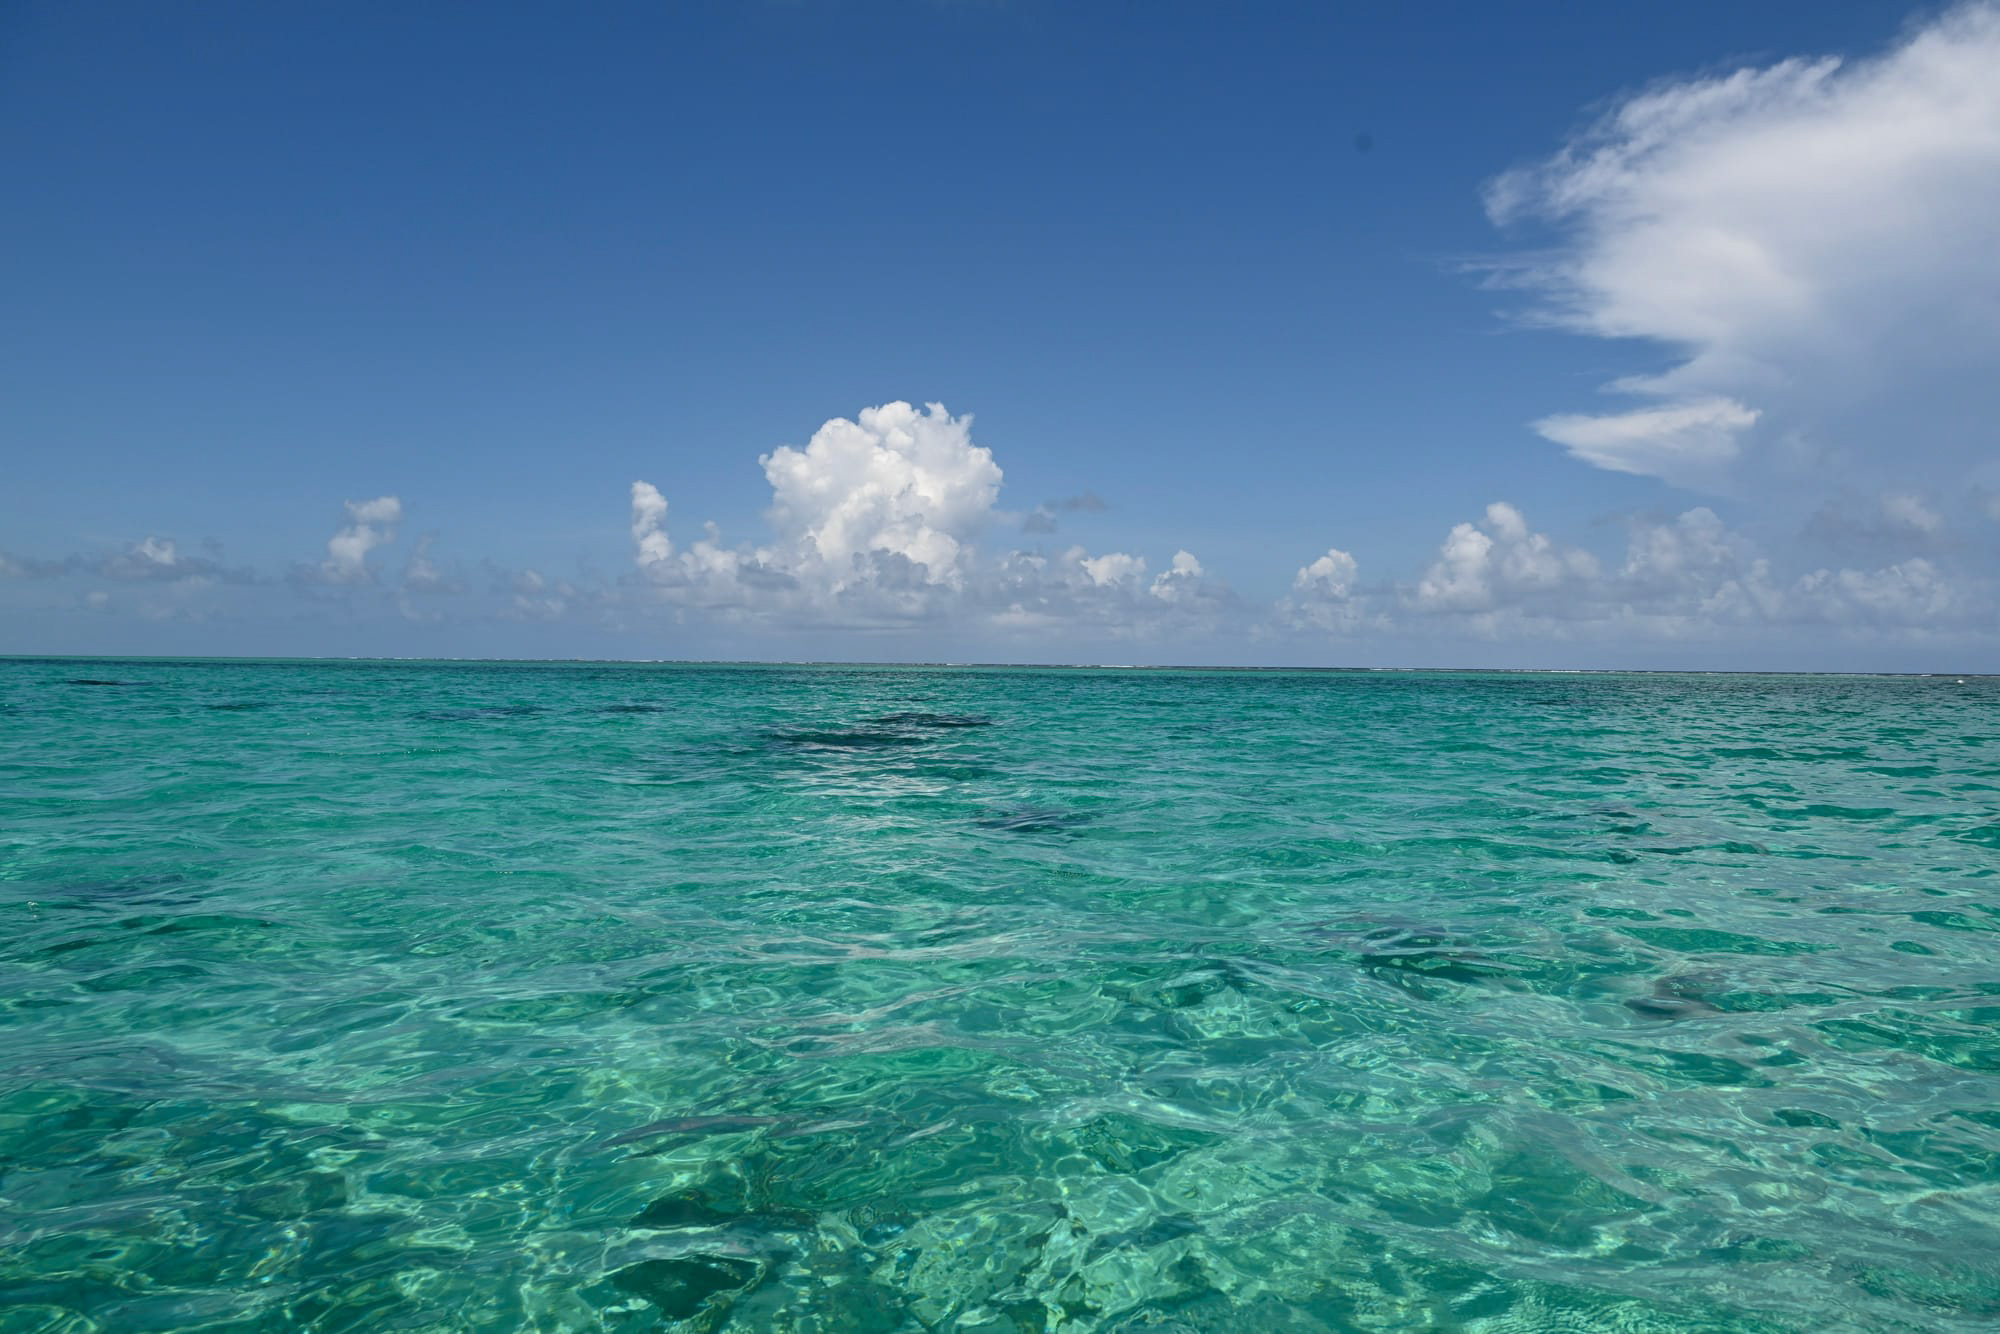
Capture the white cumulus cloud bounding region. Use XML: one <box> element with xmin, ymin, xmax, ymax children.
<box><xmin>1080</xmin><ymin>551</ymin><xmax>1146</xmax><ymax>588</ymax></box>
<box><xmin>1413</xmin><ymin>502</ymin><xmax>1600</xmax><ymax>613</ymax></box>
<box><xmin>320</xmin><ymin>496</ymin><xmax>403</xmax><ymax>584</ymax></box>
<box><xmin>630</xmin><ymin>402</ymin><xmax>1225</xmax><ymax>638</ymax></box>
<box><xmin>760</xmin><ymin>401</ymin><xmax>1001</xmax><ymax>594</ymax></box>
<box><xmin>1282</xmin><ymin>547</ymin><xmax>1364</xmax><ymax>631</ymax></box>
<box><xmin>1393</xmin><ymin>500</ymin><xmax>1985</xmax><ymax>640</ymax></box>
<box><xmin>1150</xmin><ymin>550</ymin><xmax>1203</xmax><ymax>600</ymax></box>
<box><xmin>631</xmin><ymin>481</ymin><xmax>673</xmax><ymax>567</ymax></box>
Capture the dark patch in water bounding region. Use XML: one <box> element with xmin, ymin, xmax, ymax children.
<box><xmin>1774</xmin><ymin>1107</ymin><xmax>1840</xmax><ymax>1130</ymax></box>
<box><xmin>765</xmin><ymin>711</ymin><xmax>994</xmax><ymax>753</ymax></box>
<box><xmin>1313</xmin><ymin>922</ymin><xmax>1523</xmax><ymax>987</ymax></box>
<box><xmin>414</xmin><ymin>705</ymin><xmax>545</xmax><ymax>722</ymax></box>
<box><xmin>768</xmin><ymin>728</ymin><xmax>930</xmax><ymax>750</ymax></box>
<box><xmin>609</xmin><ymin>1255</ymin><xmax>762</xmax><ymax>1320</ymax></box>
<box><xmin>976</xmin><ymin>806</ymin><xmax>1094</xmax><ymax>834</ymax></box>
<box><xmin>1124</xmin><ymin>963</ymin><xmax>1248</xmax><ymax>1010</ymax></box>
<box><xmin>31</xmin><ymin>915</ymin><xmax>241</xmax><ymax>958</ymax></box>
<box><xmin>1625</xmin><ymin>972</ymin><xmax>1725</xmax><ymax>1021</ymax></box>
<box><xmin>1957</xmin><ymin>822</ymin><xmax>2000</xmax><ymax>849</ymax></box>
<box><xmin>38</xmin><ymin>934</ymin><xmax>109</xmax><ymax>957</ymax></box>
<box><xmin>632</xmin><ymin>1193</ymin><xmax>747</xmax><ymax>1231</ymax></box>
<box><xmin>632</xmin><ymin>1190</ymin><xmax>813</xmax><ymax>1233</ymax></box>
<box><xmin>598</xmin><ymin>703</ymin><xmax>667</xmax><ymax>714</ymax></box>
<box><xmin>65</xmin><ymin>678</ymin><xmax>129</xmax><ymax>687</ymax></box>
<box><xmin>866</xmin><ymin>711</ymin><xmax>993</xmax><ymax>729</ymax></box>
<box><xmin>914</xmin><ymin>762</ymin><xmax>1000</xmax><ymax>781</ymax></box>
<box><xmin>205</xmin><ymin>701</ymin><xmax>269</xmax><ymax>712</ymax></box>
<box><xmin>238</xmin><ymin>1170</ymin><xmax>347</xmax><ymax>1220</ymax></box>
<box><xmin>57</xmin><ymin>874</ymin><xmax>199</xmax><ymax>908</ymax></box>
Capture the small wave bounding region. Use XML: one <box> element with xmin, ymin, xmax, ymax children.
<box><xmin>975</xmin><ymin>806</ymin><xmax>1093</xmax><ymax>833</ymax></box>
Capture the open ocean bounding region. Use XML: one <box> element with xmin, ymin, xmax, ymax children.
<box><xmin>2</xmin><ymin>657</ymin><xmax>1998</xmax><ymax>1332</ymax></box>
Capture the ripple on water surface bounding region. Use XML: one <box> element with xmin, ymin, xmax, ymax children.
<box><xmin>1</xmin><ymin>660</ymin><xmax>1998</xmax><ymax>1331</ymax></box>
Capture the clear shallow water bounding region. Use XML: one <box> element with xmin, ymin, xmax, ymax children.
<box><xmin>3</xmin><ymin>659</ymin><xmax>1999</xmax><ymax>1333</ymax></box>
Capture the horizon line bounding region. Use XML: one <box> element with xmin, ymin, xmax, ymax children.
<box><xmin>1</xmin><ymin>653</ymin><xmax>1989</xmax><ymax>679</ymax></box>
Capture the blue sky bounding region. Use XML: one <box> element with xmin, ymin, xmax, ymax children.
<box><xmin>4</xmin><ymin>0</ymin><xmax>1997</xmax><ymax>667</ymax></box>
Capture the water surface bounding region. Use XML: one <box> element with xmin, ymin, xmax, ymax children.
<box><xmin>3</xmin><ymin>660</ymin><xmax>1998</xmax><ymax>1331</ymax></box>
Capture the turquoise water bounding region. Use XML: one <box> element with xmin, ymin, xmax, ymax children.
<box><xmin>3</xmin><ymin>659</ymin><xmax>1999</xmax><ymax>1332</ymax></box>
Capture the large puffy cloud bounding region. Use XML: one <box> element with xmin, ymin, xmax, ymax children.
<box><xmin>631</xmin><ymin>402</ymin><xmax>1225</xmax><ymax>637</ymax></box>
<box><xmin>1488</xmin><ymin>4</ymin><xmax>2000</xmax><ymax>488</ymax></box>
<box><xmin>760</xmin><ymin>401</ymin><xmax>1001</xmax><ymax>593</ymax></box>
<box><xmin>1412</xmin><ymin>502</ymin><xmax>1600</xmax><ymax>613</ymax></box>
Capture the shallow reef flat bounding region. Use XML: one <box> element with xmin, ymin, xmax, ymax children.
<box><xmin>2</xmin><ymin>659</ymin><xmax>1998</xmax><ymax>1331</ymax></box>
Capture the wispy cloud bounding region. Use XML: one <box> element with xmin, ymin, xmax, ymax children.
<box><xmin>1</xmin><ymin>536</ymin><xmax>253</xmax><ymax>585</ymax></box>
<box><xmin>1022</xmin><ymin>492</ymin><xmax>1108</xmax><ymax>533</ymax></box>
<box><xmin>1486</xmin><ymin>3</ymin><xmax>2000</xmax><ymax>489</ymax></box>
<box><xmin>1532</xmin><ymin>398</ymin><xmax>1758</xmax><ymax>487</ymax></box>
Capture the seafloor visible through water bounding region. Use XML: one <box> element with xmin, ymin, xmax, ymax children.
<box><xmin>2</xmin><ymin>658</ymin><xmax>1998</xmax><ymax>1332</ymax></box>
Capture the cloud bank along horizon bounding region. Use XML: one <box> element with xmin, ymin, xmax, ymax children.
<box><xmin>613</xmin><ymin>399</ymin><xmax>1975</xmax><ymax>650</ymax></box>
<box><xmin>3</xmin><ymin>3</ymin><xmax>1997</xmax><ymax>665</ymax></box>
